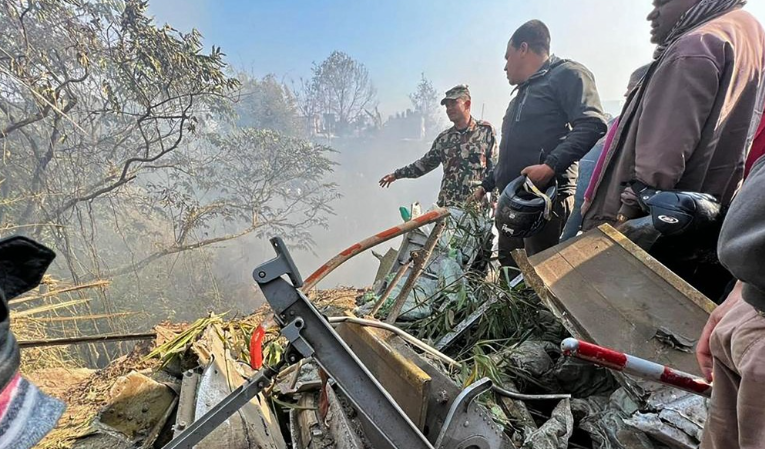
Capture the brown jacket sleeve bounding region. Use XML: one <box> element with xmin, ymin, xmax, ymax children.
<box><xmin>619</xmin><ymin>55</ymin><xmax>721</xmax><ymax>217</ymax></box>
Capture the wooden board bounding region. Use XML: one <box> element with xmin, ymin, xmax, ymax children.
<box><xmin>516</xmin><ymin>224</ymin><xmax>715</xmax><ymax>378</ymax></box>
<box><xmin>336</xmin><ymin>321</ymin><xmax>431</xmax><ymax>430</ymax></box>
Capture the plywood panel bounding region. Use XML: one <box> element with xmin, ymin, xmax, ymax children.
<box><xmin>517</xmin><ymin>224</ymin><xmax>714</xmax><ymax>377</ymax></box>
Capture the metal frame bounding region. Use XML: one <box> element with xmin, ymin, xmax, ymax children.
<box><xmin>258</xmin><ymin>239</ymin><xmax>433</xmax><ymax>449</ymax></box>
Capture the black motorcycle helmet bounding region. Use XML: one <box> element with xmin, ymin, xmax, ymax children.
<box><xmin>632</xmin><ymin>183</ymin><xmax>722</xmax><ymax>237</ymax></box>
<box><xmin>496</xmin><ymin>176</ymin><xmax>557</xmax><ymax>239</ymax></box>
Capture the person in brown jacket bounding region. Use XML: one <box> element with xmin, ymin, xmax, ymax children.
<box><xmin>582</xmin><ymin>0</ymin><xmax>765</xmax><ymax>300</ymax></box>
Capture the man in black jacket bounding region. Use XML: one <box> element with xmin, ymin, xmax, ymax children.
<box><xmin>474</xmin><ymin>20</ymin><xmax>607</xmax><ymax>267</ymax></box>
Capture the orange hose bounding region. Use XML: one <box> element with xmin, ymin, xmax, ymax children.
<box><xmin>302</xmin><ymin>208</ymin><xmax>450</xmax><ymax>291</ymax></box>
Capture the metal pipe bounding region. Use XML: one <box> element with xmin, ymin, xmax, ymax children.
<box><xmin>561</xmin><ymin>338</ymin><xmax>712</xmax><ymax>397</ymax></box>
<box><xmin>327</xmin><ymin>316</ymin><xmax>461</xmax><ymax>368</ymax></box>
<box><xmin>491</xmin><ymin>385</ymin><xmax>571</xmax><ymax>401</ymax></box>
<box><xmin>302</xmin><ymin>208</ymin><xmax>450</xmax><ymax>291</ymax></box>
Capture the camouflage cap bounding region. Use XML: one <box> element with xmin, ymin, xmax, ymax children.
<box><xmin>440</xmin><ymin>84</ymin><xmax>471</xmax><ymax>105</ymax></box>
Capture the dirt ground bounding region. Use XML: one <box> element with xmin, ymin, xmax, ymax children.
<box><xmin>24</xmin><ymin>341</ymin><xmax>161</xmax><ymax>449</ymax></box>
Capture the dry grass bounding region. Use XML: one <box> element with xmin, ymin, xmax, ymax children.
<box><xmin>21</xmin><ymin>287</ymin><xmax>363</xmax><ymax>448</ymax></box>
<box><xmin>12</xmin><ymin>277</ymin><xmax>133</xmax><ymax>372</ymax></box>
<box><xmin>306</xmin><ymin>286</ymin><xmax>366</xmax><ymax>315</ymax></box>
<box><xmin>15</xmin><ymin>318</ymin><xmax>80</xmax><ymax>372</ymax></box>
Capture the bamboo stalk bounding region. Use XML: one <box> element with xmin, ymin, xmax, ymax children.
<box><xmin>9</xmin><ymin>280</ymin><xmax>110</xmax><ymax>306</ymax></box>
<box><xmin>385</xmin><ymin>219</ymin><xmax>446</xmax><ymax>324</ymax></box>
<box><xmin>11</xmin><ymin>298</ymin><xmax>91</xmax><ymax>318</ymax></box>
<box><xmin>17</xmin><ymin>312</ymin><xmax>138</xmax><ymax>323</ymax></box>
<box><xmin>18</xmin><ymin>332</ymin><xmax>157</xmax><ymax>348</ymax></box>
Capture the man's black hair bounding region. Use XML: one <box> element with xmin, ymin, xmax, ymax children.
<box><xmin>510</xmin><ymin>20</ymin><xmax>551</xmax><ymax>55</ymax></box>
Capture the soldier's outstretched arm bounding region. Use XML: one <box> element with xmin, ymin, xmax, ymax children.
<box><xmin>392</xmin><ymin>140</ymin><xmax>442</xmax><ymax>180</ymax></box>
<box><xmin>379</xmin><ymin>173</ymin><xmax>397</xmax><ymax>188</ymax></box>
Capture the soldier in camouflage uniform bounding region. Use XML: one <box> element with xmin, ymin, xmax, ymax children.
<box><xmin>379</xmin><ymin>85</ymin><xmax>497</xmax><ymax>207</ymax></box>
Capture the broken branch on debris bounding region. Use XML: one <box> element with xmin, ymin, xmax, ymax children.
<box><xmin>435</xmin><ymin>274</ymin><xmax>524</xmax><ymax>351</ymax></box>
<box><xmin>386</xmin><ymin>218</ymin><xmax>446</xmax><ymax>323</ymax></box>
<box><xmin>17</xmin><ymin>312</ymin><xmax>139</xmax><ymax>323</ymax></box>
<box><xmin>370</xmin><ymin>260</ymin><xmax>411</xmax><ymax>317</ymax></box>
<box><xmin>11</xmin><ymin>298</ymin><xmax>93</xmax><ymax>318</ymax></box>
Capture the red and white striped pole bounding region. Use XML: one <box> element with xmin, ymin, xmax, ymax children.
<box><xmin>561</xmin><ymin>338</ymin><xmax>712</xmax><ymax>397</ymax></box>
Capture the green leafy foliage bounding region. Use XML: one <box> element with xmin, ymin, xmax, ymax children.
<box><xmin>0</xmin><ymin>1</ymin><xmax>340</xmax><ymax>348</ymax></box>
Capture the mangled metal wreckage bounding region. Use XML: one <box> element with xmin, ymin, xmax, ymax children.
<box><xmin>161</xmin><ymin>220</ymin><xmax>714</xmax><ymax>449</ymax></box>
<box><xmin>52</xmin><ymin>207</ymin><xmax>716</xmax><ymax>449</ymax></box>
<box><xmin>164</xmin><ymin>236</ymin><xmax>517</xmax><ymax>449</ymax></box>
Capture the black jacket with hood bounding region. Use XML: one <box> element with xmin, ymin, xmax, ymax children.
<box><xmin>482</xmin><ymin>55</ymin><xmax>607</xmax><ymax>196</ymax></box>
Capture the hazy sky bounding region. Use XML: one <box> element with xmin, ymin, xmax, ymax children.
<box><xmin>147</xmin><ymin>1</ymin><xmax>765</xmax><ymax>287</ymax></box>
<box><xmin>149</xmin><ymin>1</ymin><xmax>765</xmax><ymax>124</ymax></box>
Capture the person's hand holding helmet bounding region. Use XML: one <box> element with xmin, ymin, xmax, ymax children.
<box><xmin>521</xmin><ymin>164</ymin><xmax>555</xmax><ymax>188</ymax></box>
